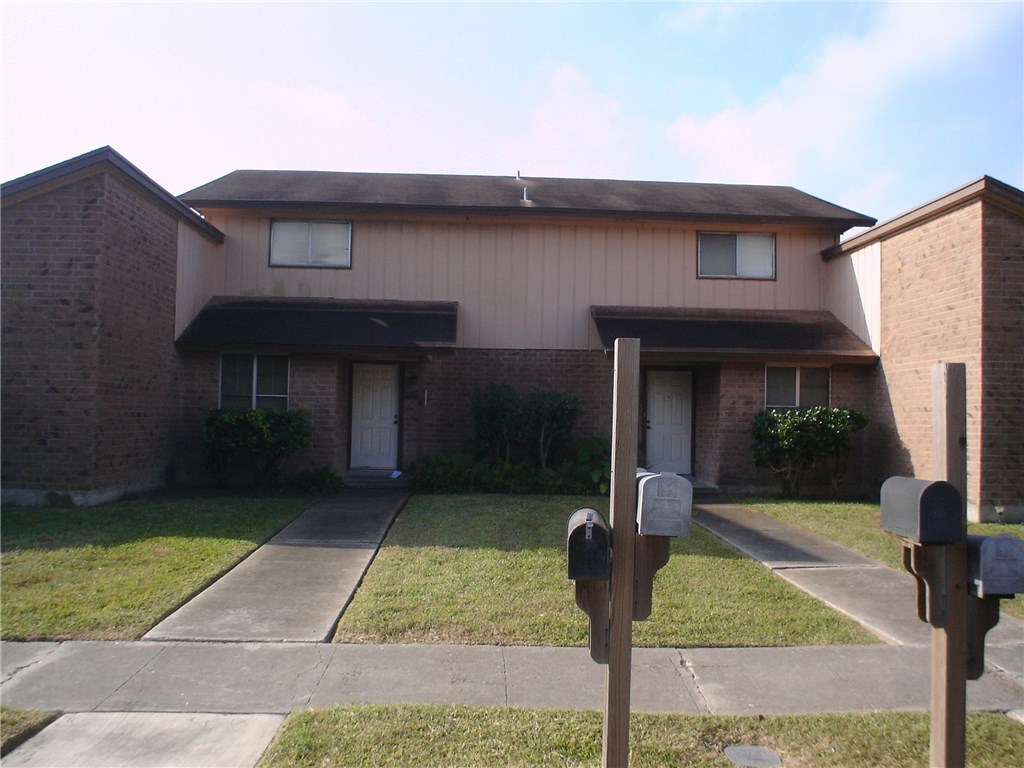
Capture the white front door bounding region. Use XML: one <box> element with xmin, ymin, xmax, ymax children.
<box><xmin>645</xmin><ymin>370</ymin><xmax>692</xmax><ymax>475</ymax></box>
<box><xmin>351</xmin><ymin>363</ymin><xmax>400</xmax><ymax>470</ymax></box>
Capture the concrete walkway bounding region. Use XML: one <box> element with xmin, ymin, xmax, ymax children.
<box><xmin>145</xmin><ymin>490</ymin><xmax>407</xmax><ymax>643</ymax></box>
<box><xmin>2</xmin><ymin>495</ymin><xmax>1022</xmax><ymax>767</ymax></box>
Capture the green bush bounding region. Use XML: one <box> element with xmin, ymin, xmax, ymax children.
<box><xmin>752</xmin><ymin>406</ymin><xmax>868</xmax><ymax>498</ymax></box>
<box><xmin>471</xmin><ymin>384</ymin><xmax>522</xmax><ymax>464</ymax></box>
<box><xmin>470</xmin><ymin>385</ymin><xmax>581</xmax><ymax>469</ymax></box>
<box><xmin>203</xmin><ymin>409</ymin><xmax>311</xmax><ymax>488</ymax></box>
<box><xmin>522</xmin><ymin>390</ymin><xmax>582</xmax><ymax>469</ymax></box>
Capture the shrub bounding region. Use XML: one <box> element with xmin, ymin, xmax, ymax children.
<box><xmin>471</xmin><ymin>384</ymin><xmax>522</xmax><ymax>464</ymax></box>
<box><xmin>522</xmin><ymin>390</ymin><xmax>582</xmax><ymax>469</ymax></box>
<box><xmin>203</xmin><ymin>409</ymin><xmax>311</xmax><ymax>488</ymax></box>
<box><xmin>752</xmin><ymin>406</ymin><xmax>868</xmax><ymax>498</ymax></box>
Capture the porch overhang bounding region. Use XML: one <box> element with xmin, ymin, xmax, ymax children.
<box><xmin>590</xmin><ymin>307</ymin><xmax>878</xmax><ymax>365</ymax></box>
<box><xmin>176</xmin><ymin>298</ymin><xmax>458</xmax><ymax>353</ymax></box>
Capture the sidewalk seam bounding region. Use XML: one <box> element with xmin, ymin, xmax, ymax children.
<box><xmin>678</xmin><ymin>652</ymin><xmax>711</xmax><ymax>714</ymax></box>
<box><xmin>94</xmin><ymin>643</ymin><xmax>171</xmax><ymax>712</ymax></box>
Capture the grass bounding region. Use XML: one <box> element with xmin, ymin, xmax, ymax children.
<box><xmin>334</xmin><ymin>495</ymin><xmax>877</xmax><ymax>647</ymax></box>
<box><xmin>258</xmin><ymin>704</ymin><xmax>1024</xmax><ymax>768</ymax></box>
<box><xmin>0</xmin><ymin>493</ymin><xmax>314</xmax><ymax>640</ymax></box>
<box><xmin>740</xmin><ymin>499</ymin><xmax>1024</xmax><ymax>620</ymax></box>
<box><xmin>0</xmin><ymin>707</ymin><xmax>58</xmax><ymax>757</ymax></box>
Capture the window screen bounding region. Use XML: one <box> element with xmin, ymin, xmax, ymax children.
<box><xmin>766</xmin><ymin>366</ymin><xmax>830</xmax><ymax>408</ymax></box>
<box><xmin>699</xmin><ymin>233</ymin><xmax>775</xmax><ymax>278</ymax></box>
<box><xmin>271</xmin><ymin>221</ymin><xmax>351</xmax><ymax>267</ymax></box>
<box><xmin>220</xmin><ymin>354</ymin><xmax>289</xmax><ymax>409</ymax></box>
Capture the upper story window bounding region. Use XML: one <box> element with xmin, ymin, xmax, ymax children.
<box><xmin>220</xmin><ymin>354</ymin><xmax>289</xmax><ymax>410</ymax></box>
<box><xmin>698</xmin><ymin>232</ymin><xmax>775</xmax><ymax>279</ymax></box>
<box><xmin>765</xmin><ymin>366</ymin><xmax>830</xmax><ymax>408</ymax></box>
<box><xmin>270</xmin><ymin>220</ymin><xmax>351</xmax><ymax>268</ymax></box>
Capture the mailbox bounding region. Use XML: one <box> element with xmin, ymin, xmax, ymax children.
<box><xmin>637</xmin><ymin>472</ymin><xmax>692</xmax><ymax>538</ymax></box>
<box><xmin>880</xmin><ymin>476</ymin><xmax>965</xmax><ymax>545</ymax></box>
<box><xmin>966</xmin><ymin>534</ymin><xmax>1024</xmax><ymax>598</ymax></box>
<box><xmin>567</xmin><ymin>508</ymin><xmax>611</xmax><ymax>581</ymax></box>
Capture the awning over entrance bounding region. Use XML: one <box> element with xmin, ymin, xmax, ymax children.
<box><xmin>176</xmin><ymin>298</ymin><xmax>458</xmax><ymax>352</ymax></box>
<box><xmin>590</xmin><ymin>306</ymin><xmax>878</xmax><ymax>364</ymax></box>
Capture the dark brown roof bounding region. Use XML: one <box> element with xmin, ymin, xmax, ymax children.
<box><xmin>1</xmin><ymin>146</ymin><xmax>223</xmax><ymax>243</ymax></box>
<box><xmin>590</xmin><ymin>307</ymin><xmax>878</xmax><ymax>364</ymax></box>
<box><xmin>176</xmin><ymin>298</ymin><xmax>458</xmax><ymax>351</ymax></box>
<box><xmin>181</xmin><ymin>170</ymin><xmax>875</xmax><ymax>229</ymax></box>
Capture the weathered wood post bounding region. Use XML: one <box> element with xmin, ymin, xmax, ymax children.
<box><xmin>930</xmin><ymin>362</ymin><xmax>968</xmax><ymax>768</ymax></box>
<box><xmin>603</xmin><ymin>338</ymin><xmax>640</xmax><ymax>768</ymax></box>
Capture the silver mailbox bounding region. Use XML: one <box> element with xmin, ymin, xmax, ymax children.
<box><xmin>966</xmin><ymin>534</ymin><xmax>1024</xmax><ymax>598</ymax></box>
<box><xmin>637</xmin><ymin>472</ymin><xmax>692</xmax><ymax>537</ymax></box>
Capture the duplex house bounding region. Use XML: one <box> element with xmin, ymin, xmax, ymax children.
<box><xmin>2</xmin><ymin>147</ymin><xmax>1020</xmax><ymax>520</ymax></box>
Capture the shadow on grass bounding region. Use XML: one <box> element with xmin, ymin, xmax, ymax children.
<box><xmin>0</xmin><ymin>491</ymin><xmax>316</xmax><ymax>553</ymax></box>
<box><xmin>381</xmin><ymin>494</ymin><xmax>750</xmax><ymax>561</ymax></box>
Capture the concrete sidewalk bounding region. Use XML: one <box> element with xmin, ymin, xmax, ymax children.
<box><xmin>144</xmin><ymin>490</ymin><xmax>408</xmax><ymax>643</ymax></box>
<box><xmin>2</xmin><ymin>497</ymin><xmax>1022</xmax><ymax>767</ymax></box>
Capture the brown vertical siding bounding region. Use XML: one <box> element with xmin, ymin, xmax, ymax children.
<box><xmin>190</xmin><ymin>213</ymin><xmax>837</xmax><ymax>351</ymax></box>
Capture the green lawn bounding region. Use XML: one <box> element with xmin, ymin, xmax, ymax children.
<box><xmin>0</xmin><ymin>493</ymin><xmax>313</xmax><ymax>640</ymax></box>
<box><xmin>741</xmin><ymin>499</ymin><xmax>1024</xmax><ymax>620</ymax></box>
<box><xmin>334</xmin><ymin>495</ymin><xmax>877</xmax><ymax>647</ymax></box>
<box><xmin>258</xmin><ymin>704</ymin><xmax>1024</xmax><ymax>768</ymax></box>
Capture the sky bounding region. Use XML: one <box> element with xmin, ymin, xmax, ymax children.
<box><xmin>2</xmin><ymin>1</ymin><xmax>1021</xmax><ymax>229</ymax></box>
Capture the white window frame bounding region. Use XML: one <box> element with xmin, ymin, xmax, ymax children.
<box><xmin>270</xmin><ymin>220</ymin><xmax>352</xmax><ymax>268</ymax></box>
<box><xmin>765</xmin><ymin>365</ymin><xmax>831</xmax><ymax>408</ymax></box>
<box><xmin>219</xmin><ymin>353</ymin><xmax>290</xmax><ymax>410</ymax></box>
<box><xmin>698</xmin><ymin>232</ymin><xmax>776</xmax><ymax>279</ymax></box>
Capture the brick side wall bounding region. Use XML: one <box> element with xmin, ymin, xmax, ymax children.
<box><xmin>2</xmin><ymin>171</ymin><xmax>185</xmax><ymax>501</ymax></box>
<box><xmin>93</xmin><ymin>173</ymin><xmax>181</xmax><ymax>491</ymax></box>
<box><xmin>874</xmin><ymin>202</ymin><xmax>985</xmax><ymax>510</ymax></box>
<box><xmin>979</xmin><ymin>202</ymin><xmax>1024</xmax><ymax>515</ymax></box>
<box><xmin>2</xmin><ymin>177</ymin><xmax>105</xmax><ymax>492</ymax></box>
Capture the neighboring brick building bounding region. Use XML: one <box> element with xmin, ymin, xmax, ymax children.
<box><xmin>1</xmin><ymin>149</ymin><xmax>222</xmax><ymax>505</ymax></box>
<box><xmin>2</xmin><ymin>149</ymin><xmax>1020</xmax><ymax>519</ymax></box>
<box><xmin>825</xmin><ymin>177</ymin><xmax>1024</xmax><ymax>521</ymax></box>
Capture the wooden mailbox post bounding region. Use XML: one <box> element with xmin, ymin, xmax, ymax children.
<box><xmin>603</xmin><ymin>337</ymin><xmax>640</xmax><ymax>768</ymax></box>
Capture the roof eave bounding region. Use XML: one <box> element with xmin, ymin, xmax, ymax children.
<box><xmin>822</xmin><ymin>175</ymin><xmax>1024</xmax><ymax>260</ymax></box>
<box><xmin>2</xmin><ymin>146</ymin><xmax>224</xmax><ymax>244</ymax></box>
<box><xmin>181</xmin><ymin>198</ymin><xmax>872</xmax><ymax>229</ymax></box>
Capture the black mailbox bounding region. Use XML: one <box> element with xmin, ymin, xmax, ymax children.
<box><xmin>966</xmin><ymin>534</ymin><xmax>1024</xmax><ymax>598</ymax></box>
<box><xmin>567</xmin><ymin>508</ymin><xmax>611</xmax><ymax>581</ymax></box>
<box><xmin>880</xmin><ymin>476</ymin><xmax>965</xmax><ymax>545</ymax></box>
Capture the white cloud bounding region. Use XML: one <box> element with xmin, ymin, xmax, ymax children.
<box><xmin>505</xmin><ymin>63</ymin><xmax>642</xmax><ymax>179</ymax></box>
<box><xmin>665</xmin><ymin>3</ymin><xmax>1011</xmax><ymax>186</ymax></box>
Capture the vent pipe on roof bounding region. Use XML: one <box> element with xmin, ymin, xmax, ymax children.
<box><xmin>523</xmin><ymin>186</ymin><xmax>528</xmax><ymax>201</ymax></box>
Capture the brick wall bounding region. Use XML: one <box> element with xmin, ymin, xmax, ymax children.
<box><xmin>979</xmin><ymin>202</ymin><xmax>1024</xmax><ymax>516</ymax></box>
<box><xmin>93</xmin><ymin>173</ymin><xmax>181</xmax><ymax>491</ymax></box>
<box><xmin>874</xmin><ymin>202</ymin><xmax>986</xmax><ymax>512</ymax></box>
<box><xmin>692</xmin><ymin>363</ymin><xmax>721</xmax><ymax>482</ymax></box>
<box><xmin>1</xmin><ymin>171</ymin><xmax>183</xmax><ymax>503</ymax></box>
<box><xmin>413</xmin><ymin>349</ymin><xmax>615</xmax><ymax>464</ymax></box>
<box><xmin>2</xmin><ymin>175</ymin><xmax>104</xmax><ymax>493</ymax></box>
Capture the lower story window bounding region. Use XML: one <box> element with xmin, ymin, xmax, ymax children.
<box><xmin>765</xmin><ymin>366</ymin><xmax>830</xmax><ymax>408</ymax></box>
<box><xmin>220</xmin><ymin>354</ymin><xmax>289</xmax><ymax>410</ymax></box>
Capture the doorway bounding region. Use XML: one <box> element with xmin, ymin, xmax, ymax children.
<box><xmin>350</xmin><ymin>363</ymin><xmax>400</xmax><ymax>470</ymax></box>
<box><xmin>644</xmin><ymin>370</ymin><xmax>693</xmax><ymax>474</ymax></box>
